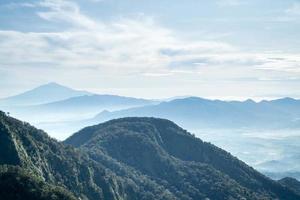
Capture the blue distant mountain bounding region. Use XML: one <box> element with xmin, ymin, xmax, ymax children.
<box><xmin>0</xmin><ymin>83</ymin><xmax>157</xmax><ymax>123</ymax></box>
<box><xmin>0</xmin><ymin>82</ymin><xmax>91</xmax><ymax>106</ymax></box>
<box><xmin>90</xmin><ymin>97</ymin><xmax>300</xmax><ymax>129</ymax></box>
<box><xmin>35</xmin><ymin>94</ymin><xmax>156</xmax><ymax>111</ymax></box>
<box><xmin>2</xmin><ymin>83</ymin><xmax>300</xmax><ymax>140</ymax></box>
<box><xmin>11</xmin><ymin>94</ymin><xmax>157</xmax><ymax>122</ymax></box>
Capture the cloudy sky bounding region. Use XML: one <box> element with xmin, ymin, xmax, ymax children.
<box><xmin>0</xmin><ymin>0</ymin><xmax>300</xmax><ymax>99</ymax></box>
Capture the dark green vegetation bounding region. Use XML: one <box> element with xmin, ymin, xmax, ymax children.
<box><xmin>279</xmin><ymin>177</ymin><xmax>300</xmax><ymax>195</ymax></box>
<box><xmin>0</xmin><ymin>111</ymin><xmax>173</xmax><ymax>200</ymax></box>
<box><xmin>1</xmin><ymin>111</ymin><xmax>300</xmax><ymax>199</ymax></box>
<box><xmin>68</xmin><ymin>117</ymin><xmax>300</xmax><ymax>200</ymax></box>
<box><xmin>0</xmin><ymin>165</ymin><xmax>76</xmax><ymax>200</ymax></box>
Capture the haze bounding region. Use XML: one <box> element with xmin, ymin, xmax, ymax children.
<box><xmin>1</xmin><ymin>0</ymin><xmax>300</xmax><ymax>99</ymax></box>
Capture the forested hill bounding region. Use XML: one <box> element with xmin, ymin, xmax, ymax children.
<box><xmin>1</xmin><ymin>111</ymin><xmax>299</xmax><ymax>199</ymax></box>
<box><xmin>279</xmin><ymin>177</ymin><xmax>300</xmax><ymax>195</ymax></box>
<box><xmin>0</xmin><ymin>111</ymin><xmax>176</xmax><ymax>200</ymax></box>
<box><xmin>66</xmin><ymin>117</ymin><xmax>300</xmax><ymax>200</ymax></box>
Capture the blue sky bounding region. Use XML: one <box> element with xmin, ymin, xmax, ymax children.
<box><xmin>0</xmin><ymin>0</ymin><xmax>300</xmax><ymax>99</ymax></box>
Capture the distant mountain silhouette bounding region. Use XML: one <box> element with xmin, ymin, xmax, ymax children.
<box><xmin>0</xmin><ymin>83</ymin><xmax>157</xmax><ymax>123</ymax></box>
<box><xmin>13</xmin><ymin>95</ymin><xmax>300</xmax><ymax>140</ymax></box>
<box><xmin>25</xmin><ymin>94</ymin><xmax>155</xmax><ymax>117</ymax></box>
<box><xmin>91</xmin><ymin>97</ymin><xmax>300</xmax><ymax>129</ymax></box>
<box><xmin>0</xmin><ymin>82</ymin><xmax>91</xmax><ymax>106</ymax></box>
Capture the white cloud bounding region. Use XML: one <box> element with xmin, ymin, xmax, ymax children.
<box><xmin>3</xmin><ymin>2</ymin><xmax>36</xmax><ymax>9</ymax></box>
<box><xmin>277</xmin><ymin>2</ymin><xmax>300</xmax><ymax>22</ymax></box>
<box><xmin>37</xmin><ymin>0</ymin><xmax>99</xmax><ymax>30</ymax></box>
<box><xmin>1</xmin><ymin>0</ymin><xmax>300</xmax><ymax>98</ymax></box>
<box><xmin>286</xmin><ymin>3</ymin><xmax>300</xmax><ymax>16</ymax></box>
<box><xmin>217</xmin><ymin>0</ymin><xmax>247</xmax><ymax>7</ymax></box>
<box><xmin>0</xmin><ymin>0</ymin><xmax>241</xmax><ymax>75</ymax></box>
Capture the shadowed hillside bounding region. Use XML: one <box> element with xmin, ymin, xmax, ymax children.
<box><xmin>0</xmin><ymin>165</ymin><xmax>76</xmax><ymax>200</ymax></box>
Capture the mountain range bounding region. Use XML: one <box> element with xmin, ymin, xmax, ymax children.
<box><xmin>2</xmin><ymin>83</ymin><xmax>300</xmax><ymax>137</ymax></box>
<box><xmin>0</xmin><ymin>83</ymin><xmax>157</xmax><ymax>123</ymax></box>
<box><xmin>2</xmin><ymin>83</ymin><xmax>300</xmax><ymax>132</ymax></box>
<box><xmin>7</xmin><ymin>94</ymin><xmax>156</xmax><ymax>122</ymax></box>
<box><xmin>91</xmin><ymin>97</ymin><xmax>300</xmax><ymax>130</ymax></box>
<box><xmin>1</xmin><ymin>83</ymin><xmax>300</xmax><ymax>182</ymax></box>
<box><xmin>1</xmin><ymin>111</ymin><xmax>300</xmax><ymax>199</ymax></box>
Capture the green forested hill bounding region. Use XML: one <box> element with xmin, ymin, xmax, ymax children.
<box><xmin>66</xmin><ymin>117</ymin><xmax>300</xmax><ymax>200</ymax></box>
<box><xmin>1</xmin><ymin>111</ymin><xmax>300</xmax><ymax>199</ymax></box>
<box><xmin>279</xmin><ymin>177</ymin><xmax>300</xmax><ymax>195</ymax></box>
<box><xmin>0</xmin><ymin>111</ymin><xmax>175</xmax><ymax>200</ymax></box>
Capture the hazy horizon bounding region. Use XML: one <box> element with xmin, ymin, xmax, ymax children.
<box><xmin>1</xmin><ymin>81</ymin><xmax>300</xmax><ymax>182</ymax></box>
<box><xmin>1</xmin><ymin>81</ymin><xmax>300</xmax><ymax>101</ymax></box>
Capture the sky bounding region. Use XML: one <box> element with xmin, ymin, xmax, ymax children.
<box><xmin>0</xmin><ymin>0</ymin><xmax>300</xmax><ymax>100</ymax></box>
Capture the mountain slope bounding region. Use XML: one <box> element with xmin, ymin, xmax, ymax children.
<box><xmin>0</xmin><ymin>165</ymin><xmax>76</xmax><ymax>200</ymax></box>
<box><xmin>0</xmin><ymin>82</ymin><xmax>90</xmax><ymax>106</ymax></box>
<box><xmin>65</xmin><ymin>117</ymin><xmax>300</xmax><ymax>200</ymax></box>
<box><xmin>279</xmin><ymin>177</ymin><xmax>300</xmax><ymax>195</ymax></box>
<box><xmin>0</xmin><ymin>111</ymin><xmax>176</xmax><ymax>200</ymax></box>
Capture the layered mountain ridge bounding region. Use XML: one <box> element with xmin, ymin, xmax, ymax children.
<box><xmin>91</xmin><ymin>97</ymin><xmax>300</xmax><ymax>130</ymax></box>
<box><xmin>2</xmin><ymin>83</ymin><xmax>300</xmax><ymax>141</ymax></box>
